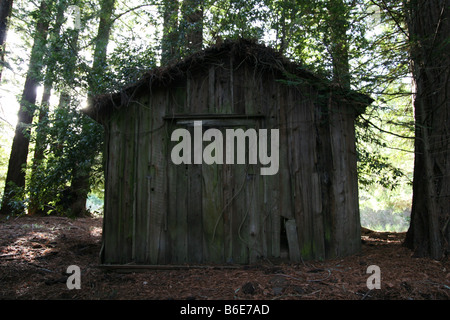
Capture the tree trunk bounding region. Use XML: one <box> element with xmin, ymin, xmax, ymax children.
<box><xmin>0</xmin><ymin>0</ymin><xmax>13</xmax><ymax>81</ymax></box>
<box><xmin>404</xmin><ymin>0</ymin><xmax>450</xmax><ymax>259</ymax></box>
<box><xmin>89</xmin><ymin>0</ymin><xmax>115</xmax><ymax>98</ymax></box>
<box><xmin>0</xmin><ymin>0</ymin><xmax>53</xmax><ymax>216</ymax></box>
<box><xmin>68</xmin><ymin>0</ymin><xmax>115</xmax><ymax>217</ymax></box>
<box><xmin>276</xmin><ymin>0</ymin><xmax>297</xmax><ymax>55</ymax></box>
<box><xmin>29</xmin><ymin>0</ymin><xmax>67</xmax><ymax>215</ymax></box>
<box><xmin>27</xmin><ymin>86</ymin><xmax>50</xmax><ymax>216</ymax></box>
<box><xmin>326</xmin><ymin>0</ymin><xmax>351</xmax><ymax>90</ymax></box>
<box><xmin>161</xmin><ymin>0</ymin><xmax>179</xmax><ymax>65</ymax></box>
<box><xmin>180</xmin><ymin>0</ymin><xmax>203</xmax><ymax>56</ymax></box>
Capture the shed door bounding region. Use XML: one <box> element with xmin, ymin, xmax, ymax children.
<box><xmin>166</xmin><ymin>118</ymin><xmax>264</xmax><ymax>264</ymax></box>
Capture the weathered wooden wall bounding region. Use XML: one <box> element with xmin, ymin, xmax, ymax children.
<box><xmin>100</xmin><ymin>52</ymin><xmax>361</xmax><ymax>265</ymax></box>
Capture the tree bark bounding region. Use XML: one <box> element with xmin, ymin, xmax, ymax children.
<box><xmin>89</xmin><ymin>0</ymin><xmax>115</xmax><ymax>98</ymax></box>
<box><xmin>161</xmin><ymin>0</ymin><xmax>179</xmax><ymax>65</ymax></box>
<box><xmin>0</xmin><ymin>0</ymin><xmax>53</xmax><ymax>216</ymax></box>
<box><xmin>0</xmin><ymin>0</ymin><xmax>13</xmax><ymax>81</ymax></box>
<box><xmin>404</xmin><ymin>0</ymin><xmax>450</xmax><ymax>259</ymax></box>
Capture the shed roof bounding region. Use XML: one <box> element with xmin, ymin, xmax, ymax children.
<box><xmin>84</xmin><ymin>38</ymin><xmax>372</xmax><ymax>122</ymax></box>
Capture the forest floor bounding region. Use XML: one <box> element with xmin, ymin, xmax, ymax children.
<box><xmin>0</xmin><ymin>215</ymin><xmax>449</xmax><ymax>301</ymax></box>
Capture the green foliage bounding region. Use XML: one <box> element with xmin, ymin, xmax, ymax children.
<box><xmin>1</xmin><ymin>182</ymin><xmax>28</xmax><ymax>216</ymax></box>
<box><xmin>0</xmin><ymin>121</ymin><xmax>12</xmax><ymax>192</ymax></box>
<box><xmin>105</xmin><ymin>39</ymin><xmax>158</xmax><ymax>90</ymax></box>
<box><xmin>205</xmin><ymin>0</ymin><xmax>268</xmax><ymax>43</ymax></box>
<box><xmin>27</xmin><ymin>102</ymin><xmax>103</xmax><ymax>215</ymax></box>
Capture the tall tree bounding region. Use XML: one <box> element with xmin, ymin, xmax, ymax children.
<box><xmin>326</xmin><ymin>0</ymin><xmax>351</xmax><ymax>90</ymax></box>
<box><xmin>88</xmin><ymin>0</ymin><xmax>115</xmax><ymax>99</ymax></box>
<box><xmin>68</xmin><ymin>0</ymin><xmax>115</xmax><ymax>216</ymax></box>
<box><xmin>28</xmin><ymin>0</ymin><xmax>67</xmax><ymax>215</ymax></box>
<box><xmin>161</xmin><ymin>0</ymin><xmax>179</xmax><ymax>64</ymax></box>
<box><xmin>0</xmin><ymin>0</ymin><xmax>13</xmax><ymax>81</ymax></box>
<box><xmin>276</xmin><ymin>0</ymin><xmax>298</xmax><ymax>55</ymax></box>
<box><xmin>0</xmin><ymin>0</ymin><xmax>54</xmax><ymax>216</ymax></box>
<box><xmin>404</xmin><ymin>0</ymin><xmax>450</xmax><ymax>259</ymax></box>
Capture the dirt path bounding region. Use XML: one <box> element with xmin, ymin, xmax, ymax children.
<box><xmin>0</xmin><ymin>216</ymin><xmax>449</xmax><ymax>300</ymax></box>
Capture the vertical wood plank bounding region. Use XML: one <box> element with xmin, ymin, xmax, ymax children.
<box><xmin>147</xmin><ymin>90</ymin><xmax>168</xmax><ymax>264</ymax></box>
<box><xmin>278</xmin><ymin>86</ymin><xmax>294</xmax><ymax>220</ymax></box>
<box><xmin>231</xmin><ymin>163</ymin><xmax>249</xmax><ymax>264</ymax></box>
<box><xmin>133</xmin><ymin>96</ymin><xmax>149</xmax><ymax>263</ymax></box>
<box><xmin>118</xmin><ymin>104</ymin><xmax>136</xmax><ymax>264</ymax></box>
<box><xmin>215</xmin><ymin>62</ymin><xmax>232</xmax><ymax>114</ymax></box>
<box><xmin>328</xmin><ymin>96</ymin><xmax>361</xmax><ymax>258</ymax></box>
<box><xmin>175</xmin><ymin>162</ymin><xmax>188</xmax><ymax>263</ymax></box>
<box><xmin>208</xmin><ymin>66</ymin><xmax>215</xmax><ymax>112</ymax></box>
<box><xmin>247</xmin><ymin>165</ymin><xmax>261</xmax><ymax>263</ymax></box>
<box><xmin>314</xmin><ymin>91</ymin><xmax>334</xmax><ymax>259</ymax></box>
<box><xmin>103</xmin><ymin>118</ymin><xmax>120</xmax><ymax>263</ymax></box>
<box><xmin>166</xmin><ymin>125</ymin><xmax>178</xmax><ymax>264</ymax></box>
<box><xmin>285</xmin><ymin>219</ymin><xmax>301</xmax><ymax>262</ymax></box>
<box><xmin>222</xmin><ymin>162</ymin><xmax>234</xmax><ymax>263</ymax></box>
<box><xmin>202</xmin><ymin>161</ymin><xmax>224</xmax><ymax>263</ymax></box>
<box><xmin>189</xmin><ymin>70</ymin><xmax>209</xmax><ymax>113</ymax></box>
<box><xmin>187</xmin><ymin>163</ymin><xmax>203</xmax><ymax>263</ymax></box>
<box><xmin>232</xmin><ymin>59</ymin><xmax>245</xmax><ymax>114</ymax></box>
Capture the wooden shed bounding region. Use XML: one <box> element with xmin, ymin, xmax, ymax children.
<box><xmin>86</xmin><ymin>39</ymin><xmax>372</xmax><ymax>266</ymax></box>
